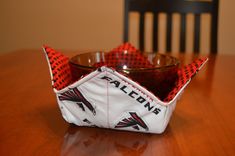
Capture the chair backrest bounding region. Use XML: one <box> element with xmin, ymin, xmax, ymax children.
<box><xmin>123</xmin><ymin>0</ymin><xmax>219</xmax><ymax>53</ymax></box>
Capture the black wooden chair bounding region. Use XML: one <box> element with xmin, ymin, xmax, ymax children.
<box><xmin>123</xmin><ymin>0</ymin><xmax>219</xmax><ymax>53</ymax></box>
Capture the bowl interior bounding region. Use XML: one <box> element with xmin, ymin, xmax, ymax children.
<box><xmin>69</xmin><ymin>51</ymin><xmax>179</xmax><ymax>71</ymax></box>
<box><xmin>69</xmin><ymin>51</ymin><xmax>180</xmax><ymax>100</ymax></box>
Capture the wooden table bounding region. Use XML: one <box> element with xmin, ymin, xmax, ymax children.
<box><xmin>0</xmin><ymin>50</ymin><xmax>234</xmax><ymax>156</ymax></box>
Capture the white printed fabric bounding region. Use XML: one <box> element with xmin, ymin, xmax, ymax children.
<box><xmin>43</xmin><ymin>44</ymin><xmax>208</xmax><ymax>134</ymax></box>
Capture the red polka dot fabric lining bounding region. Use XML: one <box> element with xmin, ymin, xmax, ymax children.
<box><xmin>43</xmin><ymin>43</ymin><xmax>207</xmax><ymax>102</ymax></box>
<box><xmin>163</xmin><ymin>58</ymin><xmax>208</xmax><ymax>102</ymax></box>
<box><xmin>43</xmin><ymin>46</ymin><xmax>73</xmax><ymax>90</ymax></box>
<box><xmin>93</xmin><ymin>42</ymin><xmax>152</xmax><ymax>69</ymax></box>
<box><xmin>111</xmin><ymin>42</ymin><xmax>138</xmax><ymax>53</ymax></box>
<box><xmin>93</xmin><ymin>50</ymin><xmax>153</xmax><ymax>69</ymax></box>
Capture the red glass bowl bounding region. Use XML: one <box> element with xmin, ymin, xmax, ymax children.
<box><xmin>69</xmin><ymin>51</ymin><xmax>180</xmax><ymax>100</ymax></box>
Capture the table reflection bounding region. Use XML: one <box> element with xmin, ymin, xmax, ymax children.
<box><xmin>61</xmin><ymin>125</ymin><xmax>152</xmax><ymax>156</ymax></box>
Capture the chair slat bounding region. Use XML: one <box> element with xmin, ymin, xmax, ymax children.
<box><xmin>180</xmin><ymin>13</ymin><xmax>186</xmax><ymax>53</ymax></box>
<box><xmin>210</xmin><ymin>0</ymin><xmax>219</xmax><ymax>53</ymax></box>
<box><xmin>153</xmin><ymin>13</ymin><xmax>158</xmax><ymax>52</ymax></box>
<box><xmin>166</xmin><ymin>13</ymin><xmax>172</xmax><ymax>52</ymax></box>
<box><xmin>139</xmin><ymin>12</ymin><xmax>145</xmax><ymax>51</ymax></box>
<box><xmin>123</xmin><ymin>0</ymin><xmax>130</xmax><ymax>42</ymax></box>
<box><xmin>194</xmin><ymin>14</ymin><xmax>201</xmax><ymax>53</ymax></box>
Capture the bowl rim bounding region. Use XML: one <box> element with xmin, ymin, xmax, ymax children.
<box><xmin>69</xmin><ymin>51</ymin><xmax>180</xmax><ymax>72</ymax></box>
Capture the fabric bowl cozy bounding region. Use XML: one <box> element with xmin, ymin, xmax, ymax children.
<box><xmin>43</xmin><ymin>43</ymin><xmax>208</xmax><ymax>134</ymax></box>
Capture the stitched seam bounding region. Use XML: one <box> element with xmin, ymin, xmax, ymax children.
<box><xmin>106</xmin><ymin>71</ymin><xmax>110</xmax><ymax>128</ymax></box>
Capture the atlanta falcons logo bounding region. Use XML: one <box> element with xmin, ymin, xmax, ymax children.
<box><xmin>115</xmin><ymin>112</ymin><xmax>148</xmax><ymax>131</ymax></box>
<box><xmin>58</xmin><ymin>87</ymin><xmax>96</xmax><ymax>115</ymax></box>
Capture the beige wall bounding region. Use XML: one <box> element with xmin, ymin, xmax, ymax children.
<box><xmin>0</xmin><ymin>0</ymin><xmax>235</xmax><ymax>54</ymax></box>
